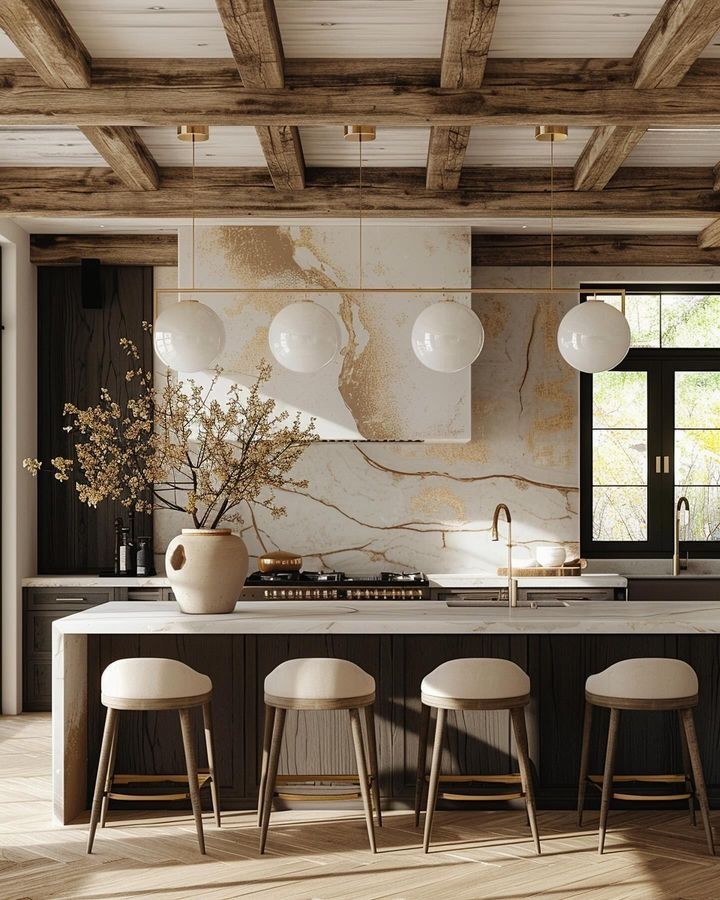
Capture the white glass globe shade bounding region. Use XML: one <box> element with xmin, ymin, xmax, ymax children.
<box><xmin>411</xmin><ymin>301</ymin><xmax>484</xmax><ymax>373</ymax></box>
<box><xmin>154</xmin><ymin>299</ymin><xmax>225</xmax><ymax>372</ymax></box>
<box><xmin>268</xmin><ymin>301</ymin><xmax>340</xmax><ymax>374</ymax></box>
<box><xmin>557</xmin><ymin>299</ymin><xmax>631</xmax><ymax>373</ymax></box>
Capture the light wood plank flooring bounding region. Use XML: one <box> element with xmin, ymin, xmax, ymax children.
<box><xmin>1</xmin><ymin>714</ymin><xmax>719</xmax><ymax>899</ymax></box>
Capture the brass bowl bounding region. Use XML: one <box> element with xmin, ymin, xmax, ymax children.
<box><xmin>257</xmin><ymin>551</ymin><xmax>303</xmax><ymax>574</ymax></box>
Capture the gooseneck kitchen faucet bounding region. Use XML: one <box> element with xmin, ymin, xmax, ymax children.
<box><xmin>673</xmin><ymin>496</ymin><xmax>690</xmax><ymax>576</ymax></box>
<box><xmin>491</xmin><ymin>503</ymin><xmax>518</xmax><ymax>608</ymax></box>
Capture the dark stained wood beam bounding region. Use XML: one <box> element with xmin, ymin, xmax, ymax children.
<box><xmin>214</xmin><ymin>0</ymin><xmax>305</xmax><ymax>190</ymax></box>
<box><xmin>697</xmin><ymin>219</ymin><xmax>720</xmax><ymax>248</ymax></box>
<box><xmin>0</xmin><ymin>0</ymin><xmax>90</xmax><ymax>88</ymax></box>
<box><xmin>78</xmin><ymin>126</ymin><xmax>159</xmax><ymax>191</ymax></box>
<box><xmin>426</xmin><ymin>0</ymin><xmax>499</xmax><ymax>191</ymax></box>
<box><xmin>472</xmin><ymin>233</ymin><xmax>720</xmax><ymax>266</ymax></box>
<box><xmin>30</xmin><ymin>233</ymin><xmax>177</xmax><ymax>266</ymax></box>
<box><xmin>574</xmin><ymin>0</ymin><xmax>720</xmax><ymax>191</ymax></box>
<box><xmin>0</xmin><ymin>0</ymin><xmax>159</xmax><ymax>190</ymax></box>
<box><xmin>2</xmin><ymin>165</ymin><xmax>719</xmax><ymax>219</ymax></box>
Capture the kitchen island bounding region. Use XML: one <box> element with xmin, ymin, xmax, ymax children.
<box><xmin>53</xmin><ymin>599</ymin><xmax>720</xmax><ymax>824</ymax></box>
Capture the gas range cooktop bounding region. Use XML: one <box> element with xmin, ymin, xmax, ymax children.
<box><xmin>244</xmin><ymin>570</ymin><xmax>430</xmax><ymax>600</ymax></box>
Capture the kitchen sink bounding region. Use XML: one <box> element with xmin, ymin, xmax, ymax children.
<box><xmin>445</xmin><ymin>596</ymin><xmax>570</xmax><ymax>608</ymax></box>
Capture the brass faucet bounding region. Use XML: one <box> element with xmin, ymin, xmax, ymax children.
<box><xmin>673</xmin><ymin>496</ymin><xmax>690</xmax><ymax>576</ymax></box>
<box><xmin>491</xmin><ymin>503</ymin><xmax>518</xmax><ymax>608</ymax></box>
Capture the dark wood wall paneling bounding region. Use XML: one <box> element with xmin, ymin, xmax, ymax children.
<box><xmin>88</xmin><ymin>634</ymin><xmax>720</xmax><ymax>810</ymax></box>
<box><xmin>37</xmin><ymin>265</ymin><xmax>153</xmax><ymax>573</ymax></box>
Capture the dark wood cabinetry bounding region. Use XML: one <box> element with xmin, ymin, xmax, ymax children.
<box><xmin>85</xmin><ymin>632</ymin><xmax>720</xmax><ymax>810</ymax></box>
<box><xmin>22</xmin><ymin>587</ymin><xmax>173</xmax><ymax>710</ymax></box>
<box><xmin>37</xmin><ymin>265</ymin><xmax>153</xmax><ymax>574</ymax></box>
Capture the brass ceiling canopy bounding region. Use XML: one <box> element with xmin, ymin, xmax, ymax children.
<box><xmin>534</xmin><ymin>125</ymin><xmax>568</xmax><ymax>142</ymax></box>
<box><xmin>177</xmin><ymin>125</ymin><xmax>210</xmax><ymax>142</ymax></box>
<box><xmin>344</xmin><ymin>125</ymin><xmax>376</xmax><ymax>142</ymax></box>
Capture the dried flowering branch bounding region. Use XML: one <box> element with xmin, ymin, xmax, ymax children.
<box><xmin>24</xmin><ymin>332</ymin><xmax>318</xmax><ymax>529</ymax></box>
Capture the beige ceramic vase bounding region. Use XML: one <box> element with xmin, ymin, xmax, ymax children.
<box><xmin>165</xmin><ymin>528</ymin><xmax>248</xmax><ymax>614</ymax></box>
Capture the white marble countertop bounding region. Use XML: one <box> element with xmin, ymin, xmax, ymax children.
<box><xmin>26</xmin><ymin>573</ymin><xmax>627</xmax><ymax>589</ymax></box>
<box><xmin>24</xmin><ymin>575</ymin><xmax>170</xmax><ymax>587</ymax></box>
<box><xmin>52</xmin><ymin>599</ymin><xmax>720</xmax><ymax>635</ymax></box>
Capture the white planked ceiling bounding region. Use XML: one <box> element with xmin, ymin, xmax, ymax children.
<box><xmin>139</xmin><ymin>126</ymin><xmax>267</xmax><ymax>166</ymax></box>
<box><xmin>465</xmin><ymin>126</ymin><xmax>594</xmax><ymax>166</ymax></box>
<box><xmin>626</xmin><ymin>128</ymin><xmax>720</xmax><ymax>166</ymax></box>
<box><xmin>0</xmin><ymin>127</ymin><xmax>105</xmax><ymax>165</ymax></box>
<box><xmin>300</xmin><ymin>127</ymin><xmax>431</xmax><ymax>167</ymax></box>
<box><xmin>4</xmin><ymin>0</ymin><xmax>718</xmax><ymax>61</ymax></box>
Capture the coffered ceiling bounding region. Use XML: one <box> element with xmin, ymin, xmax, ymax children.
<box><xmin>1</xmin><ymin>0</ymin><xmax>720</xmax><ymax>251</ymax></box>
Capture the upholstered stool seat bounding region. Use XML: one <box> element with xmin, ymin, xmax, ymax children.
<box><xmin>416</xmin><ymin>658</ymin><xmax>540</xmax><ymax>855</ymax></box>
<box><xmin>578</xmin><ymin>657</ymin><xmax>714</xmax><ymax>856</ymax></box>
<box><xmin>585</xmin><ymin>658</ymin><xmax>698</xmax><ymax>703</ymax></box>
<box><xmin>259</xmin><ymin>657</ymin><xmax>380</xmax><ymax>854</ymax></box>
<box><xmin>264</xmin><ymin>657</ymin><xmax>375</xmax><ymax>701</ymax></box>
<box><xmin>102</xmin><ymin>658</ymin><xmax>212</xmax><ymax>704</ymax></box>
<box><xmin>421</xmin><ymin>658</ymin><xmax>530</xmax><ymax>704</ymax></box>
<box><xmin>88</xmin><ymin>658</ymin><xmax>219</xmax><ymax>856</ymax></box>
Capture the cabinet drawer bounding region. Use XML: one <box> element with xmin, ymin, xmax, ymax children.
<box><xmin>25</xmin><ymin>587</ymin><xmax>114</xmax><ymax>610</ymax></box>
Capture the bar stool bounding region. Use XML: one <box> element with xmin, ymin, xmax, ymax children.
<box><xmin>577</xmin><ymin>657</ymin><xmax>714</xmax><ymax>856</ymax></box>
<box><xmin>415</xmin><ymin>658</ymin><xmax>540</xmax><ymax>854</ymax></box>
<box><xmin>258</xmin><ymin>657</ymin><xmax>381</xmax><ymax>854</ymax></box>
<box><xmin>87</xmin><ymin>657</ymin><xmax>220</xmax><ymax>855</ymax></box>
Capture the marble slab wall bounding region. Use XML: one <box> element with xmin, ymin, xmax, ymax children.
<box><xmin>153</xmin><ymin>260</ymin><xmax>579</xmax><ymax>573</ymax></box>
<box><xmin>166</xmin><ymin>224</ymin><xmax>471</xmax><ymax>441</ymax></box>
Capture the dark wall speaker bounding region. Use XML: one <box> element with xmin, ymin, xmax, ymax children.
<box><xmin>81</xmin><ymin>258</ymin><xmax>103</xmax><ymax>309</ymax></box>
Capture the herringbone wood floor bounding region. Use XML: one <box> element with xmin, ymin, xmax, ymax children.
<box><xmin>1</xmin><ymin>714</ymin><xmax>719</xmax><ymax>899</ymax></box>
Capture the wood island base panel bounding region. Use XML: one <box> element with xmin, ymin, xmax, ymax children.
<box><xmin>53</xmin><ymin>601</ymin><xmax>720</xmax><ymax>825</ymax></box>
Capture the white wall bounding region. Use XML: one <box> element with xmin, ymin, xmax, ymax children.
<box><xmin>1</xmin><ymin>220</ymin><xmax>36</xmax><ymax>714</ymax></box>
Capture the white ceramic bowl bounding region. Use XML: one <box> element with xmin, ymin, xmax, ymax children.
<box><xmin>536</xmin><ymin>546</ymin><xmax>567</xmax><ymax>568</ymax></box>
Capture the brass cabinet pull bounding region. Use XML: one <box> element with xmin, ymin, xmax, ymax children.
<box><xmin>655</xmin><ymin>456</ymin><xmax>661</xmax><ymax>474</ymax></box>
<box><xmin>664</xmin><ymin>455</ymin><xmax>670</xmax><ymax>474</ymax></box>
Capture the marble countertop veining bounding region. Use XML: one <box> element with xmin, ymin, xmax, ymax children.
<box><xmin>52</xmin><ymin>599</ymin><xmax>720</xmax><ymax>635</ymax></box>
<box><xmin>24</xmin><ymin>575</ymin><xmax>171</xmax><ymax>588</ymax></box>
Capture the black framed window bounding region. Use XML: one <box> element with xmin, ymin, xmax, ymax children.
<box><xmin>580</xmin><ymin>284</ymin><xmax>720</xmax><ymax>558</ymax></box>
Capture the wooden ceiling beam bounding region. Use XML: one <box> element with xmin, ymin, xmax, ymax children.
<box><xmin>29</xmin><ymin>233</ymin><xmax>177</xmax><ymax>266</ymax></box>
<box><xmin>574</xmin><ymin>0</ymin><xmax>720</xmax><ymax>192</ymax></box>
<box><xmin>5</xmin><ymin>82</ymin><xmax>720</xmax><ymax>126</ymax></box>
<box><xmin>0</xmin><ymin>0</ymin><xmax>159</xmax><ymax>191</ymax></box>
<box><xmin>472</xmin><ymin>233</ymin><xmax>720</xmax><ymax>266</ymax></box>
<box><xmin>0</xmin><ymin>0</ymin><xmax>90</xmax><ymax>88</ymax></box>
<box><xmin>426</xmin><ymin>0</ymin><xmax>499</xmax><ymax>191</ymax></box>
<box><xmin>2</xmin><ymin>165</ymin><xmax>718</xmax><ymax>219</ymax></box>
<box><xmin>214</xmin><ymin>0</ymin><xmax>304</xmax><ymax>190</ymax></box>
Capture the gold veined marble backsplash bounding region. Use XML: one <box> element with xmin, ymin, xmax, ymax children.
<box><xmin>153</xmin><ymin>257</ymin><xmax>579</xmax><ymax>573</ymax></box>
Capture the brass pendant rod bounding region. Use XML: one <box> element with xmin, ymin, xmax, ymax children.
<box><xmin>192</xmin><ymin>135</ymin><xmax>196</xmax><ymax>290</ymax></box>
<box><xmin>359</xmin><ymin>133</ymin><xmax>363</xmax><ymax>291</ymax></box>
<box><xmin>550</xmin><ymin>136</ymin><xmax>554</xmax><ymax>291</ymax></box>
<box><xmin>156</xmin><ymin>287</ymin><xmax>626</xmax><ymax>297</ymax></box>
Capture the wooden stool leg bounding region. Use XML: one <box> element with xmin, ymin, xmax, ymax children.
<box><xmin>259</xmin><ymin>706</ymin><xmax>285</xmax><ymax>854</ymax></box>
<box><xmin>577</xmin><ymin>702</ymin><xmax>593</xmax><ymax>827</ymax></box>
<box><xmin>414</xmin><ymin>703</ymin><xmax>431</xmax><ymax>828</ymax></box>
<box><xmin>680</xmin><ymin>708</ymin><xmax>715</xmax><ymax>856</ymax></box>
<box><xmin>179</xmin><ymin>707</ymin><xmax>206</xmax><ymax>854</ymax></box>
<box><xmin>99</xmin><ymin>709</ymin><xmax>119</xmax><ymax>829</ymax></box>
<box><xmin>202</xmin><ymin>701</ymin><xmax>221</xmax><ymax>828</ymax></box>
<box><xmin>363</xmin><ymin>704</ymin><xmax>382</xmax><ymax>827</ymax></box>
<box><xmin>598</xmin><ymin>707</ymin><xmax>620</xmax><ymax>855</ymax></box>
<box><xmin>350</xmin><ymin>707</ymin><xmax>377</xmax><ymax>853</ymax></box>
<box><xmin>678</xmin><ymin>710</ymin><xmax>697</xmax><ymax>827</ymax></box>
<box><xmin>423</xmin><ymin>707</ymin><xmax>446</xmax><ymax>853</ymax></box>
<box><xmin>87</xmin><ymin>707</ymin><xmax>117</xmax><ymax>853</ymax></box>
<box><xmin>257</xmin><ymin>705</ymin><xmax>275</xmax><ymax>827</ymax></box>
<box><xmin>511</xmin><ymin>707</ymin><xmax>541</xmax><ymax>856</ymax></box>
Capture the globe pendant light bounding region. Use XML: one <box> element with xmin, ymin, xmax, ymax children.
<box><xmin>411</xmin><ymin>300</ymin><xmax>484</xmax><ymax>373</ymax></box>
<box><xmin>557</xmin><ymin>297</ymin><xmax>631</xmax><ymax>373</ymax></box>
<box><xmin>269</xmin><ymin>301</ymin><xmax>340</xmax><ymax>373</ymax></box>
<box><xmin>153</xmin><ymin>125</ymin><xmax>225</xmax><ymax>372</ymax></box>
<box><xmin>538</xmin><ymin>125</ymin><xmax>631</xmax><ymax>373</ymax></box>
